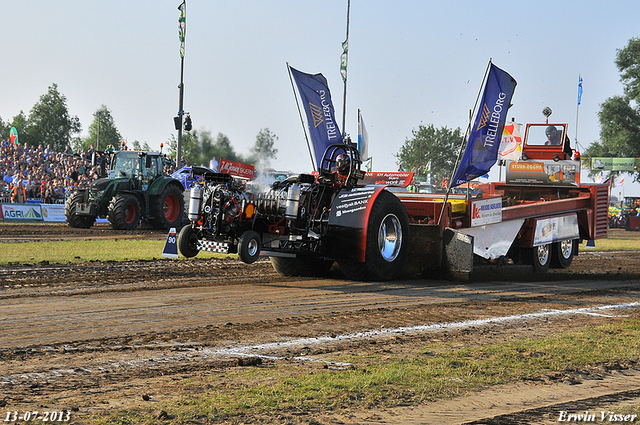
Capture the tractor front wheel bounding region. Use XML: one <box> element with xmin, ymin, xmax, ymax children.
<box><xmin>108</xmin><ymin>193</ymin><xmax>141</xmax><ymax>230</ymax></box>
<box><xmin>64</xmin><ymin>192</ymin><xmax>96</xmax><ymax>228</ymax></box>
<box><xmin>238</xmin><ymin>230</ymin><xmax>261</xmax><ymax>264</ymax></box>
<box><xmin>177</xmin><ymin>225</ymin><xmax>200</xmax><ymax>258</ymax></box>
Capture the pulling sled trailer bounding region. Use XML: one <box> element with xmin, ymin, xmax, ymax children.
<box><xmin>396</xmin><ymin>121</ymin><xmax>609</xmax><ymax>280</ymax></box>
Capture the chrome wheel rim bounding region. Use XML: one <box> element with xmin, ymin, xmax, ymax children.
<box><xmin>247</xmin><ymin>238</ymin><xmax>259</xmax><ymax>257</ymax></box>
<box><xmin>560</xmin><ymin>240</ymin><xmax>573</xmax><ymax>259</ymax></box>
<box><xmin>378</xmin><ymin>214</ymin><xmax>402</xmax><ymax>262</ymax></box>
<box><xmin>536</xmin><ymin>244</ymin><xmax>550</xmax><ymax>265</ymax></box>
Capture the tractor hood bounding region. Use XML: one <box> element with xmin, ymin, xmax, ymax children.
<box><xmin>90</xmin><ymin>178</ymin><xmax>112</xmax><ymax>191</ymax></box>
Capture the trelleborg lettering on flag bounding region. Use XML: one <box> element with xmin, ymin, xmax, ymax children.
<box><xmin>290</xmin><ymin>66</ymin><xmax>341</xmax><ymax>169</ymax></box>
<box><xmin>451</xmin><ymin>63</ymin><xmax>517</xmax><ymax>188</ymax></box>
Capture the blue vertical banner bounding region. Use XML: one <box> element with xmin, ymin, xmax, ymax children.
<box><xmin>451</xmin><ymin>63</ymin><xmax>517</xmax><ymax>188</ymax></box>
<box><xmin>290</xmin><ymin>66</ymin><xmax>342</xmax><ymax>169</ymax></box>
<box><xmin>578</xmin><ymin>76</ymin><xmax>583</xmax><ymax>105</ymax></box>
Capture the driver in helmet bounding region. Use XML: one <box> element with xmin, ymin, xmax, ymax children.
<box><xmin>335</xmin><ymin>153</ymin><xmax>351</xmax><ymax>176</ymax></box>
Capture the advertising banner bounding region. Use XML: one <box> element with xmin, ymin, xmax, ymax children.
<box><xmin>218</xmin><ymin>159</ymin><xmax>255</xmax><ymax>179</ymax></box>
<box><xmin>533</xmin><ymin>214</ymin><xmax>579</xmax><ymax>246</ymax></box>
<box><xmin>470</xmin><ymin>197</ymin><xmax>503</xmax><ymax>227</ymax></box>
<box><xmin>505</xmin><ymin>159</ymin><xmax>580</xmax><ymax>187</ymax></box>
<box><xmin>1</xmin><ymin>203</ymin><xmax>44</xmax><ymax>221</ymax></box>
<box><xmin>289</xmin><ymin>66</ymin><xmax>342</xmax><ymax>169</ymax></box>
<box><xmin>451</xmin><ymin>63</ymin><xmax>517</xmax><ymax>187</ymax></box>
<box><xmin>41</xmin><ymin>204</ymin><xmax>67</xmax><ymax>222</ymax></box>
<box><xmin>591</xmin><ymin>157</ymin><xmax>638</xmax><ymax>172</ymax></box>
<box><xmin>360</xmin><ymin>172</ymin><xmax>414</xmax><ymax>187</ymax></box>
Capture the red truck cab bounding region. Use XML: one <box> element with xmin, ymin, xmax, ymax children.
<box><xmin>521</xmin><ymin>123</ymin><xmax>573</xmax><ymax>161</ymax></box>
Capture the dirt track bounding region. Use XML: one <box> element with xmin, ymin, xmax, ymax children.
<box><xmin>2</xmin><ymin>224</ymin><xmax>640</xmax><ymax>424</ymax></box>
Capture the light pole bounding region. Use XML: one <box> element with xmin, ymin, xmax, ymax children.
<box><xmin>93</xmin><ymin>110</ymin><xmax>102</xmax><ymax>151</ymax></box>
<box><xmin>176</xmin><ymin>1</ymin><xmax>187</xmax><ymax>168</ymax></box>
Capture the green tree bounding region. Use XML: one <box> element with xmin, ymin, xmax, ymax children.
<box><xmin>586</xmin><ymin>37</ymin><xmax>640</xmax><ymax>180</ymax></box>
<box><xmin>82</xmin><ymin>105</ymin><xmax>122</xmax><ymax>152</ymax></box>
<box><xmin>132</xmin><ymin>140</ymin><xmax>151</xmax><ymax>151</ymax></box>
<box><xmin>247</xmin><ymin>128</ymin><xmax>278</xmax><ymax>169</ymax></box>
<box><xmin>167</xmin><ymin>131</ymin><xmax>200</xmax><ymax>165</ymax></box>
<box><xmin>27</xmin><ymin>83</ymin><xmax>81</xmax><ymax>152</ymax></box>
<box><xmin>395</xmin><ymin>124</ymin><xmax>463</xmax><ymax>184</ymax></box>
<box><xmin>0</xmin><ymin>117</ymin><xmax>9</xmax><ymax>142</ymax></box>
<box><xmin>211</xmin><ymin>132</ymin><xmax>243</xmax><ymax>163</ymax></box>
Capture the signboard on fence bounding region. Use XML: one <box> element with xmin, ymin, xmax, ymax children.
<box><xmin>1</xmin><ymin>203</ymin><xmax>44</xmax><ymax>221</ymax></box>
<box><xmin>41</xmin><ymin>204</ymin><xmax>66</xmax><ymax>222</ymax></box>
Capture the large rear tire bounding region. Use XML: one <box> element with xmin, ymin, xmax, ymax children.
<box><xmin>177</xmin><ymin>225</ymin><xmax>200</xmax><ymax>258</ymax></box>
<box><xmin>108</xmin><ymin>193</ymin><xmax>141</xmax><ymax>230</ymax></box>
<box><xmin>153</xmin><ymin>185</ymin><xmax>184</xmax><ymax>230</ymax></box>
<box><xmin>64</xmin><ymin>192</ymin><xmax>96</xmax><ymax>228</ymax></box>
<box><xmin>270</xmin><ymin>256</ymin><xmax>334</xmax><ymax>277</ymax></box>
<box><xmin>551</xmin><ymin>239</ymin><xmax>578</xmax><ymax>269</ymax></box>
<box><xmin>338</xmin><ymin>190</ymin><xmax>410</xmax><ymax>281</ymax></box>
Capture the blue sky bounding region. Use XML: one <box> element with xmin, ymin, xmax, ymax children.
<box><xmin>2</xmin><ymin>1</ymin><xmax>640</xmax><ymax>195</ymax></box>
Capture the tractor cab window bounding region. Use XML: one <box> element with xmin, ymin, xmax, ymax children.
<box><xmin>525</xmin><ymin>124</ymin><xmax>566</xmax><ymax>147</ymax></box>
<box><xmin>111</xmin><ymin>151</ymin><xmax>141</xmax><ymax>178</ymax></box>
<box><xmin>143</xmin><ymin>155</ymin><xmax>162</xmax><ymax>181</ymax></box>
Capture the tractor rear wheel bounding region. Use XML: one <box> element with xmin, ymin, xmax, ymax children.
<box><xmin>108</xmin><ymin>193</ymin><xmax>141</xmax><ymax>230</ymax></box>
<box><xmin>338</xmin><ymin>190</ymin><xmax>410</xmax><ymax>281</ymax></box>
<box><xmin>153</xmin><ymin>185</ymin><xmax>184</xmax><ymax>229</ymax></box>
<box><xmin>65</xmin><ymin>192</ymin><xmax>96</xmax><ymax>228</ymax></box>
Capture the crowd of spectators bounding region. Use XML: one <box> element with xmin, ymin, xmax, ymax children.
<box><xmin>1</xmin><ymin>140</ymin><xmax>179</xmax><ymax>204</ymax></box>
<box><xmin>0</xmin><ymin>141</ymin><xmax>100</xmax><ymax>203</ymax></box>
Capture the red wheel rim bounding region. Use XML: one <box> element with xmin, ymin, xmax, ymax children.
<box><xmin>164</xmin><ymin>194</ymin><xmax>180</xmax><ymax>222</ymax></box>
<box><xmin>124</xmin><ymin>203</ymin><xmax>136</xmax><ymax>223</ymax></box>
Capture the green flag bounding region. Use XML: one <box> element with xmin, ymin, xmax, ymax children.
<box><xmin>9</xmin><ymin>127</ymin><xmax>18</xmax><ymax>145</ymax></box>
<box><xmin>340</xmin><ymin>39</ymin><xmax>348</xmax><ymax>82</ymax></box>
<box><xmin>178</xmin><ymin>1</ymin><xmax>186</xmax><ymax>58</ymax></box>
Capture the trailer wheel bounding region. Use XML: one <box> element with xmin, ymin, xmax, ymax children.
<box><xmin>108</xmin><ymin>193</ymin><xmax>141</xmax><ymax>230</ymax></box>
<box><xmin>270</xmin><ymin>257</ymin><xmax>334</xmax><ymax>277</ymax></box>
<box><xmin>529</xmin><ymin>243</ymin><xmax>551</xmax><ymax>273</ymax></box>
<box><xmin>65</xmin><ymin>192</ymin><xmax>96</xmax><ymax>228</ymax></box>
<box><xmin>551</xmin><ymin>239</ymin><xmax>578</xmax><ymax>269</ymax></box>
<box><xmin>177</xmin><ymin>225</ymin><xmax>200</xmax><ymax>258</ymax></box>
<box><xmin>238</xmin><ymin>230</ymin><xmax>261</xmax><ymax>264</ymax></box>
<box><xmin>339</xmin><ymin>190</ymin><xmax>410</xmax><ymax>281</ymax></box>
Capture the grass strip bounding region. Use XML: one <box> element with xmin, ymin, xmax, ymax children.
<box><xmin>90</xmin><ymin>319</ymin><xmax>640</xmax><ymax>424</ymax></box>
<box><xmin>1</xmin><ymin>228</ymin><xmax>638</xmax><ymax>265</ymax></box>
<box><xmin>0</xmin><ymin>239</ymin><xmax>225</xmax><ymax>264</ymax></box>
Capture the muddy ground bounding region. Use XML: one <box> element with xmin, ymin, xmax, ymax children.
<box><xmin>1</xmin><ymin>223</ymin><xmax>640</xmax><ymax>424</ymax></box>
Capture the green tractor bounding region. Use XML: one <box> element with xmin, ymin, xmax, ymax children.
<box><xmin>65</xmin><ymin>150</ymin><xmax>185</xmax><ymax>230</ymax></box>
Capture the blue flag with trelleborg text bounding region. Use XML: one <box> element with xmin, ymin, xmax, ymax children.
<box><xmin>451</xmin><ymin>63</ymin><xmax>517</xmax><ymax>188</ymax></box>
<box><xmin>290</xmin><ymin>66</ymin><xmax>342</xmax><ymax>169</ymax></box>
